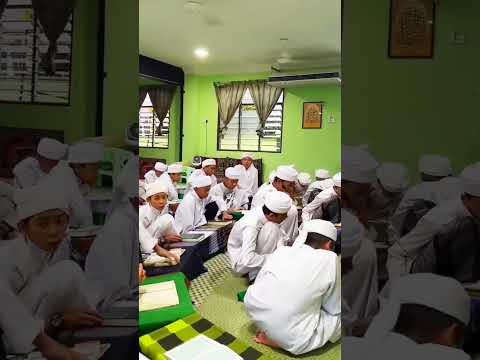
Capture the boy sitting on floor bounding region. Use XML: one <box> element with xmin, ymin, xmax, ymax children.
<box><xmin>244</xmin><ymin>219</ymin><xmax>341</xmax><ymax>355</ymax></box>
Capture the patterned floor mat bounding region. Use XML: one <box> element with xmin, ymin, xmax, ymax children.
<box><xmin>190</xmin><ymin>252</ymin><xmax>231</xmax><ymax>306</ymax></box>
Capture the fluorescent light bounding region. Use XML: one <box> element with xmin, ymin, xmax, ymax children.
<box><xmin>194</xmin><ymin>48</ymin><xmax>209</xmax><ymax>59</ymax></box>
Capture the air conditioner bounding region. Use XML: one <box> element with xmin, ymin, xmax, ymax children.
<box><xmin>267</xmin><ymin>71</ymin><xmax>341</xmax><ymax>88</ymax></box>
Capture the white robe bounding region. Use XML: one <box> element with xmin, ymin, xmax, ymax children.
<box><xmin>237</xmin><ymin>164</ymin><xmax>258</xmax><ymax>197</ymax></box>
<box><xmin>301</xmin><ymin>187</ymin><xmax>338</xmax><ymax>223</ymax></box>
<box><xmin>85</xmin><ymin>202</ymin><xmax>139</xmax><ymax>300</ymax></box>
<box><xmin>387</xmin><ymin>197</ymin><xmax>471</xmax><ymax>279</ymax></box>
<box><xmin>143</xmin><ymin>169</ymin><xmax>163</xmax><ymax>184</ymax></box>
<box><xmin>39</xmin><ymin>161</ymin><xmax>93</xmax><ymax>228</ymax></box>
<box><xmin>0</xmin><ymin>237</ymin><xmax>95</xmax><ymax>353</ymax></box>
<box><xmin>302</xmin><ymin>178</ymin><xmax>334</xmax><ymax>206</ymax></box>
<box><xmin>245</xmin><ymin>246</ymin><xmax>341</xmax><ymax>355</ymax></box>
<box><xmin>343</xmin><ymin>332</ymin><xmax>470</xmax><ymax>360</ymax></box>
<box><xmin>251</xmin><ymin>184</ymin><xmax>299</xmax><ymax>243</ymax></box>
<box><xmin>342</xmin><ymin>211</ymin><xmax>379</xmax><ymax>324</ymax></box>
<box><xmin>208</xmin><ymin>183</ymin><xmax>249</xmax><ymax>211</ymax></box>
<box><xmin>13</xmin><ymin>157</ymin><xmax>46</xmax><ymax>189</ymax></box>
<box><xmin>159</xmin><ymin>172</ymin><xmax>179</xmax><ymax>201</ymax></box>
<box><xmin>187</xmin><ymin>169</ymin><xmax>217</xmax><ymax>191</ymax></box>
<box><xmin>390</xmin><ymin>178</ymin><xmax>462</xmax><ymax>237</ymax></box>
<box><xmin>174</xmin><ymin>190</ymin><xmax>208</xmax><ymax>234</ymax></box>
<box><xmin>227</xmin><ymin>207</ymin><xmax>288</xmax><ymax>280</ymax></box>
<box><xmin>139</xmin><ymin>203</ymin><xmax>174</xmax><ymax>256</ymax></box>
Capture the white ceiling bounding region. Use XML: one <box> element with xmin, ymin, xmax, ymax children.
<box><xmin>139</xmin><ymin>0</ymin><xmax>341</xmax><ymax>75</ymax></box>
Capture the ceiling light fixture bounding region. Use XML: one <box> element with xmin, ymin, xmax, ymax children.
<box><xmin>194</xmin><ymin>48</ymin><xmax>209</xmax><ymax>59</ymax></box>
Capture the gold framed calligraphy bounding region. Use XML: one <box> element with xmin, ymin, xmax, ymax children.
<box><xmin>302</xmin><ymin>102</ymin><xmax>323</xmax><ymax>129</ymax></box>
<box><xmin>389</xmin><ymin>0</ymin><xmax>436</xmax><ymax>58</ymax></box>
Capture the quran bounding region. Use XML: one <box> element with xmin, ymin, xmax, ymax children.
<box><xmin>139</xmin><ymin>281</ymin><xmax>180</xmax><ymax>312</ymax></box>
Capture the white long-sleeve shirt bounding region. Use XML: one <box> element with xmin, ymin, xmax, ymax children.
<box><xmin>237</xmin><ymin>164</ymin><xmax>258</xmax><ymax>197</ymax></box>
<box><xmin>158</xmin><ymin>172</ymin><xmax>179</xmax><ymax>201</ymax></box>
<box><xmin>303</xmin><ymin>178</ymin><xmax>334</xmax><ymax>206</ymax></box>
<box><xmin>208</xmin><ymin>183</ymin><xmax>249</xmax><ymax>211</ymax></box>
<box><xmin>245</xmin><ymin>246</ymin><xmax>341</xmax><ymax>355</ymax></box>
<box><xmin>138</xmin><ymin>203</ymin><xmax>172</xmax><ymax>255</ymax></box>
<box><xmin>302</xmin><ymin>187</ymin><xmax>338</xmax><ymax>223</ymax></box>
<box><xmin>174</xmin><ymin>190</ymin><xmax>208</xmax><ymax>234</ymax></box>
<box><xmin>143</xmin><ymin>169</ymin><xmax>163</xmax><ymax>184</ymax></box>
<box><xmin>13</xmin><ymin>157</ymin><xmax>47</xmax><ymax>189</ymax></box>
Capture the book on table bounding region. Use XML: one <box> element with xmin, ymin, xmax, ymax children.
<box><xmin>139</xmin><ymin>281</ymin><xmax>180</xmax><ymax>312</ymax></box>
<box><xmin>164</xmin><ymin>334</ymin><xmax>243</xmax><ymax>360</ymax></box>
<box><xmin>181</xmin><ymin>232</ymin><xmax>205</xmax><ymax>242</ymax></box>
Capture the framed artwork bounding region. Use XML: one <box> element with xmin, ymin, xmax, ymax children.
<box><xmin>388</xmin><ymin>0</ymin><xmax>436</xmax><ymax>58</ymax></box>
<box><xmin>302</xmin><ymin>102</ymin><xmax>323</xmax><ymax>129</ymax></box>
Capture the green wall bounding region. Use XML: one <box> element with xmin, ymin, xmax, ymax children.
<box><xmin>139</xmin><ymin>77</ymin><xmax>182</xmax><ymax>163</ymax></box>
<box><xmin>343</xmin><ymin>0</ymin><xmax>480</xmax><ymax>178</ymax></box>
<box><xmin>0</xmin><ymin>0</ymin><xmax>99</xmax><ymax>143</ymax></box>
<box><xmin>182</xmin><ymin>73</ymin><xmax>341</xmax><ymax>181</ymax></box>
<box><xmin>102</xmin><ymin>0</ymin><xmax>139</xmax><ymax>143</ymax></box>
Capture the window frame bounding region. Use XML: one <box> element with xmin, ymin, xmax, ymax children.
<box><xmin>0</xmin><ymin>1</ymin><xmax>75</xmax><ymax>106</ymax></box>
<box><xmin>216</xmin><ymin>89</ymin><xmax>285</xmax><ymax>153</ymax></box>
<box><xmin>138</xmin><ymin>98</ymin><xmax>170</xmax><ymax>149</ymax></box>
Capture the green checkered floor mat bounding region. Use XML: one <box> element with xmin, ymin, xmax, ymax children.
<box><xmin>140</xmin><ymin>312</ymin><xmax>270</xmax><ymax>360</ymax></box>
<box><xmin>190</xmin><ymin>253</ymin><xmax>231</xmax><ymax>306</ymax></box>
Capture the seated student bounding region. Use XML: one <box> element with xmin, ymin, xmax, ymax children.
<box><xmin>344</xmin><ymin>274</ymin><xmax>471</xmax><ymax>360</ymax></box>
<box><xmin>85</xmin><ymin>165</ymin><xmax>142</xmax><ymax>300</ymax></box>
<box><xmin>159</xmin><ymin>163</ymin><xmax>183</xmax><ymax>203</ymax></box>
<box><xmin>13</xmin><ymin>138</ymin><xmax>67</xmax><ymax>189</ymax></box>
<box><xmin>144</xmin><ymin>161</ymin><xmax>167</xmax><ymax>184</ymax></box>
<box><xmin>302</xmin><ymin>172</ymin><xmax>341</xmax><ymax>223</ymax></box>
<box><xmin>0</xmin><ymin>181</ymin><xmax>17</xmax><ymax>240</ymax></box>
<box><xmin>0</xmin><ymin>183</ymin><xmax>102</xmax><ymax>354</ymax></box>
<box><xmin>294</xmin><ymin>172</ymin><xmax>311</xmax><ymax>204</ymax></box>
<box><xmin>209</xmin><ymin>167</ymin><xmax>249</xmax><ymax>213</ymax></box>
<box><xmin>368</xmin><ymin>162</ymin><xmax>410</xmax><ymax>223</ymax></box>
<box><xmin>252</xmin><ymin>165</ymin><xmax>299</xmax><ymax>243</ymax></box>
<box><xmin>235</xmin><ymin>152</ymin><xmax>259</xmax><ymax>199</ymax></box>
<box><xmin>139</xmin><ymin>182</ymin><xmax>182</xmax><ymax>262</ymax></box>
<box><xmin>174</xmin><ymin>175</ymin><xmax>232</xmax><ymax>234</ymax></box>
<box><xmin>391</xmin><ymin>154</ymin><xmax>460</xmax><ymax>237</ymax></box>
<box><xmin>40</xmin><ymin>142</ymin><xmax>104</xmax><ymax>228</ymax></box>
<box><xmin>303</xmin><ymin>169</ymin><xmax>334</xmax><ymax>206</ymax></box>
<box><xmin>188</xmin><ymin>158</ymin><xmax>218</xmax><ymax>188</ymax></box>
<box><xmin>387</xmin><ymin>162</ymin><xmax>480</xmax><ymax>279</ymax></box>
<box><xmin>228</xmin><ymin>191</ymin><xmax>292</xmax><ymax>281</ymax></box>
<box><xmin>245</xmin><ymin>219</ymin><xmax>340</xmax><ymax>355</ymax></box>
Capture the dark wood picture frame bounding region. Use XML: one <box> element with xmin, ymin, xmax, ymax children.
<box><xmin>388</xmin><ymin>0</ymin><xmax>436</xmax><ymax>58</ymax></box>
<box><xmin>302</xmin><ymin>102</ymin><xmax>323</xmax><ymax>129</ymax></box>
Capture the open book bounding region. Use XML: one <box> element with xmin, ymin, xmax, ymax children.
<box><xmin>181</xmin><ymin>233</ymin><xmax>205</xmax><ymax>242</ymax></box>
<box><xmin>139</xmin><ymin>281</ymin><xmax>179</xmax><ymax>312</ymax></box>
<box><xmin>164</xmin><ymin>334</ymin><xmax>242</xmax><ymax>360</ymax></box>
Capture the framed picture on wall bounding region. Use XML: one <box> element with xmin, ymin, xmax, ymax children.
<box><xmin>302</xmin><ymin>102</ymin><xmax>323</xmax><ymax>129</ymax></box>
<box><xmin>388</xmin><ymin>0</ymin><xmax>436</xmax><ymax>58</ymax></box>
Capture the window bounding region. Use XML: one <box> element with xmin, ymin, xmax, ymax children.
<box><xmin>139</xmin><ymin>93</ymin><xmax>170</xmax><ymax>148</ymax></box>
<box><xmin>0</xmin><ymin>0</ymin><xmax>73</xmax><ymax>104</ymax></box>
<box><xmin>218</xmin><ymin>89</ymin><xmax>283</xmax><ymax>153</ymax></box>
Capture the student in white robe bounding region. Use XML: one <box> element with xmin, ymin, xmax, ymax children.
<box><xmin>302</xmin><ymin>172</ymin><xmax>341</xmax><ymax>223</ymax></box>
<box><xmin>209</xmin><ymin>167</ymin><xmax>249</xmax><ymax>213</ymax></box>
<box><xmin>139</xmin><ymin>182</ymin><xmax>182</xmax><ymax>262</ymax></box>
<box><xmin>341</xmin><ymin>145</ymin><xmax>379</xmax><ymax>329</ymax></box>
<box><xmin>368</xmin><ymin>162</ymin><xmax>410</xmax><ymax>223</ymax></box>
<box><xmin>13</xmin><ymin>138</ymin><xmax>67</xmax><ymax>189</ymax></box>
<box><xmin>143</xmin><ymin>161</ymin><xmax>167</xmax><ymax>184</ymax></box>
<box><xmin>235</xmin><ymin>152</ymin><xmax>258</xmax><ymax>198</ymax></box>
<box><xmin>387</xmin><ymin>162</ymin><xmax>480</xmax><ymax>278</ymax></box>
<box><xmin>390</xmin><ymin>155</ymin><xmax>459</xmax><ymax>237</ymax></box>
<box><xmin>303</xmin><ymin>169</ymin><xmax>334</xmax><ymax>206</ymax></box>
<box><xmin>39</xmin><ymin>142</ymin><xmax>104</xmax><ymax>228</ymax></box>
<box><xmin>294</xmin><ymin>172</ymin><xmax>311</xmax><ymax>204</ymax></box>
<box><xmin>0</xmin><ymin>183</ymin><xmax>102</xmax><ymax>354</ymax></box>
<box><xmin>256</xmin><ymin>170</ymin><xmax>277</xmax><ymax>195</ymax></box>
<box><xmin>174</xmin><ymin>175</ymin><xmax>232</xmax><ymax>234</ymax></box>
<box><xmin>251</xmin><ymin>165</ymin><xmax>299</xmax><ymax>243</ymax></box>
<box><xmin>245</xmin><ymin>219</ymin><xmax>341</xmax><ymax>355</ymax></box>
<box><xmin>188</xmin><ymin>158</ymin><xmax>217</xmax><ymax>188</ymax></box>
<box><xmin>0</xmin><ymin>181</ymin><xmax>17</xmax><ymax>240</ymax></box>
<box><xmin>228</xmin><ymin>191</ymin><xmax>292</xmax><ymax>281</ymax></box>
<box><xmin>343</xmin><ymin>274</ymin><xmax>471</xmax><ymax>360</ymax></box>
<box><xmin>85</xmin><ymin>162</ymin><xmax>142</xmax><ymax>301</ymax></box>
<box><xmin>158</xmin><ymin>163</ymin><xmax>183</xmax><ymax>202</ymax></box>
